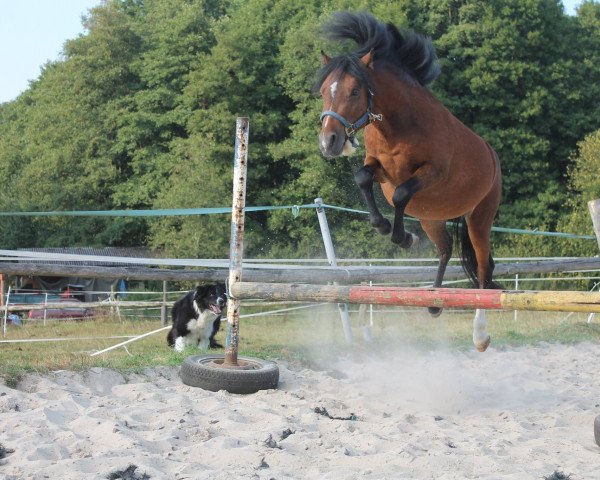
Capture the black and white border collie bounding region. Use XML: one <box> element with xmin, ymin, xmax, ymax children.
<box><xmin>167</xmin><ymin>284</ymin><xmax>227</xmax><ymax>352</ymax></box>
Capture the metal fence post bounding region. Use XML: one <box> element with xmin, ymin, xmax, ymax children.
<box><xmin>225</xmin><ymin>117</ymin><xmax>249</xmax><ymax>366</ymax></box>
<box><xmin>314</xmin><ymin>197</ymin><xmax>355</xmax><ymax>342</ymax></box>
<box><xmin>514</xmin><ymin>273</ymin><xmax>519</xmax><ymax>322</ymax></box>
<box><xmin>43</xmin><ymin>293</ymin><xmax>48</xmax><ymax>326</ymax></box>
<box><xmin>161</xmin><ymin>281</ymin><xmax>168</xmax><ymax>327</ymax></box>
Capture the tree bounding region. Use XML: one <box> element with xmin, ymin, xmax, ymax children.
<box><xmin>408</xmin><ymin>1</ymin><xmax>597</xmax><ymax>230</ymax></box>
<box><xmin>149</xmin><ymin>0</ymin><xmax>313</xmax><ymax>258</ymax></box>
<box><xmin>0</xmin><ymin>0</ymin><xmax>599</xmax><ymax>260</ymax></box>
<box><xmin>559</xmin><ymin>129</ymin><xmax>600</xmax><ymax>256</ymax></box>
<box><xmin>107</xmin><ymin>0</ymin><xmax>227</xmax><ymax>210</ymax></box>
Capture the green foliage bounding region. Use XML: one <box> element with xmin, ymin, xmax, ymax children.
<box><xmin>411</xmin><ymin>0</ymin><xmax>600</xmax><ymax>231</ymax></box>
<box><xmin>0</xmin><ymin>0</ymin><xmax>599</xmax><ymax>259</ymax></box>
<box><xmin>558</xmin><ymin>128</ymin><xmax>600</xmax><ymax>256</ymax></box>
<box><xmin>496</xmin><ymin>128</ymin><xmax>600</xmax><ymax>258</ymax></box>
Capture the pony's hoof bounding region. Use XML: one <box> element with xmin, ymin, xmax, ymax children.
<box><xmin>392</xmin><ymin>232</ymin><xmax>418</xmax><ymax>248</ymax></box>
<box><xmin>373</xmin><ymin>218</ymin><xmax>391</xmax><ymax>235</ymax></box>
<box><xmin>409</xmin><ymin>233</ymin><xmax>420</xmax><ymax>247</ymax></box>
<box><xmin>428</xmin><ymin>306</ymin><xmax>443</xmax><ymax>317</ymax></box>
<box><xmin>475</xmin><ymin>335</ymin><xmax>491</xmax><ymax>352</ymax></box>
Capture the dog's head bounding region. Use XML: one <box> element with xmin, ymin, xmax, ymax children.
<box><xmin>194</xmin><ymin>283</ymin><xmax>227</xmax><ymax>315</ymax></box>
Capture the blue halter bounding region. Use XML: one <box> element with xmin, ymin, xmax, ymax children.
<box><xmin>319</xmin><ymin>90</ymin><xmax>383</xmax><ymax>142</ymax></box>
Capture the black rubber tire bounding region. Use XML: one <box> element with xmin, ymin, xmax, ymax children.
<box><xmin>180</xmin><ymin>355</ymin><xmax>279</xmax><ymax>394</ymax></box>
<box><xmin>595</xmin><ymin>414</ymin><xmax>600</xmax><ymax>447</ymax></box>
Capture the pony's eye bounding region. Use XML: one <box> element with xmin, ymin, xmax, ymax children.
<box><xmin>351</xmin><ymin>88</ymin><xmax>360</xmax><ymax>97</ymax></box>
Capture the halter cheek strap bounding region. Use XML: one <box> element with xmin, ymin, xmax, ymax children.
<box><xmin>319</xmin><ymin>91</ymin><xmax>383</xmax><ymax>139</ymax></box>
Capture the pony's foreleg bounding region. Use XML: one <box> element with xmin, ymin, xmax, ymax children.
<box><xmin>391</xmin><ymin>178</ymin><xmax>421</xmax><ymax>248</ymax></box>
<box><xmin>354</xmin><ymin>165</ymin><xmax>391</xmax><ymax>235</ymax></box>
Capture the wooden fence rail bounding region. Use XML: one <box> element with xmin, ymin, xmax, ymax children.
<box><xmin>1</xmin><ymin>256</ymin><xmax>600</xmax><ymax>284</ymax></box>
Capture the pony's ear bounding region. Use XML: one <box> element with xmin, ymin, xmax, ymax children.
<box><xmin>321</xmin><ymin>50</ymin><xmax>331</xmax><ymax>65</ymax></box>
<box><xmin>360</xmin><ymin>49</ymin><xmax>374</xmax><ymax>69</ymax></box>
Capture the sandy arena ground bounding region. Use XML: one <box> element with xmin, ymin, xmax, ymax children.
<box><xmin>1</xmin><ymin>343</ymin><xmax>600</xmax><ymax>479</ymax></box>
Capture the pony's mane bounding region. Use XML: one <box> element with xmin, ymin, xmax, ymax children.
<box><xmin>315</xmin><ymin>11</ymin><xmax>440</xmax><ymax>90</ymax></box>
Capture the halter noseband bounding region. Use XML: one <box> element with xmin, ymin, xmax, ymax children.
<box><xmin>319</xmin><ymin>90</ymin><xmax>383</xmax><ymax>142</ymax></box>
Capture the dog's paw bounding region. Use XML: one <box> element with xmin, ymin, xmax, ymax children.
<box><xmin>174</xmin><ymin>337</ymin><xmax>185</xmax><ymax>352</ymax></box>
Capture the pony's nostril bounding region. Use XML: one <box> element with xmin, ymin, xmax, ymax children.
<box><xmin>328</xmin><ymin>133</ymin><xmax>337</xmax><ymax>148</ymax></box>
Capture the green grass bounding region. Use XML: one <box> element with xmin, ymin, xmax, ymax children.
<box><xmin>2</xmin><ymin>304</ymin><xmax>600</xmax><ymax>384</ymax></box>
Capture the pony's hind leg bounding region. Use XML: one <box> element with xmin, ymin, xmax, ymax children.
<box><xmin>473</xmin><ymin>309</ymin><xmax>490</xmax><ymax>352</ymax></box>
<box><xmin>354</xmin><ymin>165</ymin><xmax>391</xmax><ymax>235</ymax></box>
<box><xmin>465</xmin><ymin>182</ymin><xmax>501</xmax><ymax>352</ymax></box>
<box><xmin>467</xmin><ymin>234</ymin><xmax>493</xmax><ymax>352</ymax></box>
<box><xmin>420</xmin><ymin>219</ymin><xmax>453</xmax><ymax>317</ymax></box>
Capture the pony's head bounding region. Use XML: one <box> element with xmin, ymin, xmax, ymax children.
<box><xmin>317</xmin><ymin>50</ymin><xmax>375</xmax><ymax>158</ymax></box>
<box><xmin>315</xmin><ymin>11</ymin><xmax>440</xmax><ymax>158</ymax></box>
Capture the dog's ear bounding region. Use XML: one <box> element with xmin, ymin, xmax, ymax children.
<box><xmin>195</xmin><ymin>285</ymin><xmax>210</xmax><ymax>297</ymax></box>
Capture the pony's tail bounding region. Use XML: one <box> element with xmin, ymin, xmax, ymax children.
<box><xmin>452</xmin><ymin>218</ymin><xmax>502</xmax><ymax>290</ymax></box>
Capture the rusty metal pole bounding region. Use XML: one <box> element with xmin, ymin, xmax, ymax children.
<box><xmin>224</xmin><ymin>117</ymin><xmax>249</xmax><ymax>366</ymax></box>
